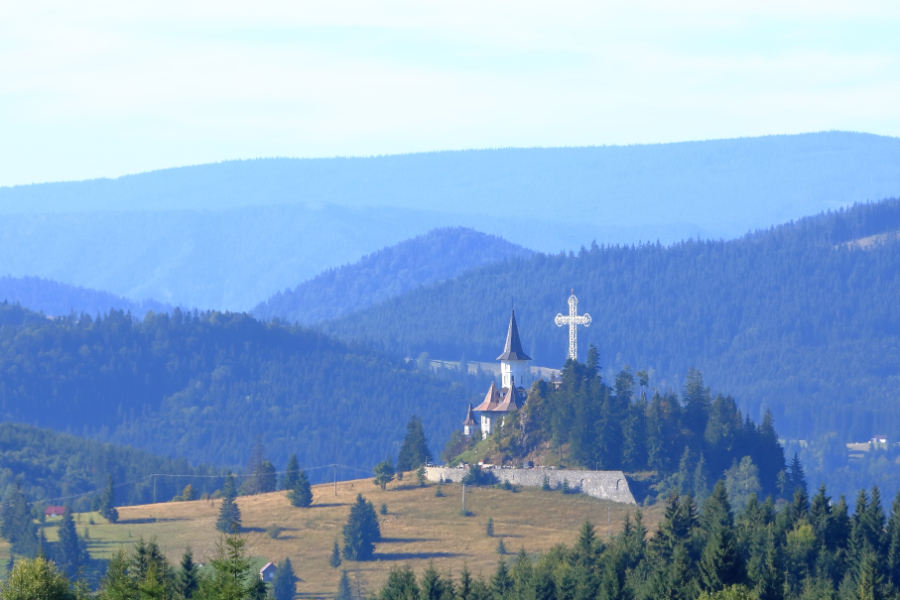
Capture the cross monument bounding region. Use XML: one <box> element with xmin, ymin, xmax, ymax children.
<box><xmin>554</xmin><ymin>290</ymin><xmax>591</xmax><ymax>360</ymax></box>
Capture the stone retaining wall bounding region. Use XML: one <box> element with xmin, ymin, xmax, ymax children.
<box><xmin>425</xmin><ymin>467</ymin><xmax>636</xmax><ymax>505</ymax></box>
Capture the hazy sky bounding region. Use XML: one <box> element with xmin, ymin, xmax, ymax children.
<box><xmin>2</xmin><ymin>1</ymin><xmax>899</xmax><ymax>187</ymax></box>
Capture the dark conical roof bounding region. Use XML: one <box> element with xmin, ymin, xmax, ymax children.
<box><xmin>497</xmin><ymin>310</ymin><xmax>531</xmax><ymax>361</ymax></box>
<box><xmin>463</xmin><ymin>402</ymin><xmax>476</xmax><ymax>426</ymax></box>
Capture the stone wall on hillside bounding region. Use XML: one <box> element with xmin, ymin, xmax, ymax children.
<box><xmin>425</xmin><ymin>467</ymin><xmax>637</xmax><ymax>505</ymax></box>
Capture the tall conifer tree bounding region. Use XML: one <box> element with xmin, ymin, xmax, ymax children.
<box><xmin>288</xmin><ymin>469</ymin><xmax>313</xmax><ymax>507</ymax></box>
<box><xmin>282</xmin><ymin>454</ymin><xmax>300</xmax><ymax>491</ymax></box>
<box><xmin>397</xmin><ymin>416</ymin><xmax>432</xmax><ymax>472</ymax></box>
<box><xmin>216</xmin><ymin>474</ymin><xmax>242</xmax><ymax>533</ymax></box>
<box><xmin>272</xmin><ymin>557</ymin><xmax>298</xmax><ymax>600</ymax></box>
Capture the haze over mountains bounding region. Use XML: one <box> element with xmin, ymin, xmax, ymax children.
<box><xmin>2</xmin><ymin>131</ymin><xmax>899</xmax><ymax>310</ymax></box>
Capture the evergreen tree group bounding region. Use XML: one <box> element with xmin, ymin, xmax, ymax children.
<box><xmin>368</xmin><ymin>481</ymin><xmax>900</xmax><ymax>600</ymax></box>
<box><xmin>517</xmin><ymin>360</ymin><xmax>788</xmax><ymax>498</ymax></box>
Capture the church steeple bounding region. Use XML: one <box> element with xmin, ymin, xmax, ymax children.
<box><xmin>497</xmin><ymin>310</ymin><xmax>530</xmax><ymax>361</ymax></box>
<box><xmin>497</xmin><ymin>310</ymin><xmax>530</xmax><ymax>391</ymax></box>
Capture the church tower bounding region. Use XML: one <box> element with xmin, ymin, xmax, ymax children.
<box><xmin>497</xmin><ymin>310</ymin><xmax>531</xmax><ymax>390</ymax></box>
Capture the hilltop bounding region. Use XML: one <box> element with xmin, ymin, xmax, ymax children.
<box><xmin>318</xmin><ymin>198</ymin><xmax>900</xmax><ymax>450</ymax></box>
<box><xmin>0</xmin><ymin>276</ymin><xmax>172</xmax><ymax>318</ymax></box>
<box><xmin>17</xmin><ymin>479</ymin><xmax>661</xmax><ymax>596</ymax></box>
<box><xmin>2</xmin><ymin>132</ymin><xmax>899</xmax><ymax>309</ymax></box>
<box><xmin>254</xmin><ymin>228</ymin><xmax>533</xmax><ymax>325</ymax></box>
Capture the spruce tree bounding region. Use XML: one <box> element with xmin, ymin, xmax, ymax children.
<box><xmin>288</xmin><ymin>470</ymin><xmax>313</xmax><ymax>508</ymax></box>
<box><xmin>336</xmin><ymin>570</ymin><xmax>352</xmax><ymax>600</ymax></box>
<box><xmin>490</xmin><ymin>558</ymin><xmax>512</xmax><ymax>595</ymax></box>
<box><xmin>683</xmin><ymin>368</ymin><xmax>711</xmax><ymax>438</ymax></box>
<box><xmin>698</xmin><ymin>481</ymin><xmax>744</xmax><ymax>591</ymax></box>
<box><xmin>693</xmin><ymin>453</ymin><xmax>709</xmax><ymax>506</ymax></box>
<box><xmin>397</xmin><ymin>416</ymin><xmax>432</xmax><ymax>472</ymax></box>
<box><xmin>247</xmin><ymin>460</ymin><xmax>277</xmax><ymax>495</ymax></box>
<box><xmin>0</xmin><ymin>482</ymin><xmax>38</xmax><ymax>558</ymax></box>
<box><xmin>282</xmin><ymin>454</ymin><xmax>300</xmax><ymax>492</ymax></box>
<box><xmin>216</xmin><ymin>474</ymin><xmax>242</xmax><ymax>533</ymax></box>
<box><xmin>57</xmin><ymin>507</ymin><xmax>88</xmax><ymax>579</ymax></box>
<box><xmin>887</xmin><ymin>491</ymin><xmax>900</xmax><ymax>587</ymax></box>
<box><xmin>788</xmin><ymin>453</ymin><xmax>807</xmax><ymax>496</ymax></box>
<box><xmin>99</xmin><ymin>474</ymin><xmax>119</xmax><ymax>524</ymax></box>
<box><xmin>101</xmin><ymin>548</ymin><xmax>139</xmax><ymax>599</ymax></box>
<box><xmin>176</xmin><ymin>548</ymin><xmax>199</xmax><ymax>599</ymax></box>
<box><xmin>329</xmin><ymin>540</ymin><xmax>342</xmax><ymax>568</ymax></box>
<box><xmin>458</xmin><ymin>563</ymin><xmax>473</xmax><ymax>600</ymax></box>
<box><xmin>272</xmin><ymin>557</ymin><xmax>298</xmax><ymax>600</ymax></box>
<box><xmin>342</xmin><ymin>494</ymin><xmax>381</xmax><ymax>561</ymax></box>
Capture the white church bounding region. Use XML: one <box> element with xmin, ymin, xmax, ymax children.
<box><xmin>469</xmin><ymin>310</ymin><xmax>531</xmax><ymax>436</ymax></box>
<box><xmin>464</xmin><ymin>294</ymin><xmax>590</xmax><ymax>438</ymax></box>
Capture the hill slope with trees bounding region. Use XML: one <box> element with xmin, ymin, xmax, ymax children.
<box><xmin>0</xmin><ymin>303</ymin><xmax>473</xmax><ymax>476</ymax></box>
<box><xmin>253</xmin><ymin>227</ymin><xmax>533</xmax><ymax>325</ymax></box>
<box><xmin>0</xmin><ymin>422</ymin><xmax>223</xmax><ymax>509</ymax></box>
<box><xmin>320</xmin><ymin>198</ymin><xmax>900</xmax><ymax>446</ymax></box>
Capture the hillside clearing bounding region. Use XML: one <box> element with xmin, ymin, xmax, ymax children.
<box><xmin>27</xmin><ymin>478</ymin><xmax>661</xmax><ymax>597</ymax></box>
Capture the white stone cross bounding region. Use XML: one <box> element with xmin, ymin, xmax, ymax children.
<box><xmin>554</xmin><ymin>290</ymin><xmax>591</xmax><ymax>360</ymax></box>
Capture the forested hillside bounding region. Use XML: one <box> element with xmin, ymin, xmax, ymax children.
<box><xmin>0</xmin><ymin>423</ymin><xmax>223</xmax><ymax>509</ymax></box>
<box><xmin>3</xmin><ymin>132</ymin><xmax>900</xmax><ymax>309</ymax></box>
<box><xmin>0</xmin><ymin>276</ymin><xmax>172</xmax><ymax>317</ymax></box>
<box><xmin>0</xmin><ymin>304</ymin><xmax>474</xmax><ymax>476</ymax></box>
<box><xmin>254</xmin><ymin>228</ymin><xmax>533</xmax><ymax>325</ymax></box>
<box><xmin>321</xmin><ymin>199</ymin><xmax>900</xmax><ymax>445</ymax></box>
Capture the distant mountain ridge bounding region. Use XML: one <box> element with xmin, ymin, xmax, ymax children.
<box><xmin>0</xmin><ymin>275</ymin><xmax>172</xmax><ymax>317</ymax></box>
<box><xmin>1</xmin><ymin>132</ymin><xmax>898</xmax><ymax>309</ymax></box>
<box><xmin>253</xmin><ymin>228</ymin><xmax>533</xmax><ymax>325</ymax></box>
<box><xmin>317</xmin><ymin>198</ymin><xmax>900</xmax><ymax>445</ymax></box>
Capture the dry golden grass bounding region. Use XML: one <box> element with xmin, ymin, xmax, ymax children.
<box><xmin>19</xmin><ymin>479</ymin><xmax>662</xmax><ymax>598</ymax></box>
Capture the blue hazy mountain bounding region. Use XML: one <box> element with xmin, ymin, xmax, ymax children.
<box><xmin>253</xmin><ymin>227</ymin><xmax>533</xmax><ymax>325</ymax></box>
<box><xmin>1</xmin><ymin>131</ymin><xmax>898</xmax><ymax>309</ymax></box>
<box><xmin>0</xmin><ymin>276</ymin><xmax>172</xmax><ymax>317</ymax></box>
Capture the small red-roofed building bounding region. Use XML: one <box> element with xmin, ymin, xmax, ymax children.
<box><xmin>45</xmin><ymin>506</ymin><xmax>65</xmax><ymax>518</ymax></box>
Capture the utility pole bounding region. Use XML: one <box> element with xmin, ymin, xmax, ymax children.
<box><xmin>334</xmin><ymin>465</ymin><xmax>337</xmax><ymax>496</ymax></box>
<box><xmin>153</xmin><ymin>475</ymin><xmax>157</xmax><ymax>504</ymax></box>
<box><xmin>607</xmin><ymin>501</ymin><xmax>610</xmax><ymax>538</ymax></box>
<box><xmin>462</xmin><ymin>484</ymin><xmax>466</xmax><ymax>514</ymax></box>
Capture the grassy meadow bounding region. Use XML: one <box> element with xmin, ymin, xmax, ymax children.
<box><xmin>7</xmin><ymin>479</ymin><xmax>662</xmax><ymax>598</ymax></box>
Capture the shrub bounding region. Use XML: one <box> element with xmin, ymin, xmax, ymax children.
<box><xmin>379</xmin><ymin>503</ymin><xmax>388</xmax><ymax>515</ymax></box>
<box><xmin>267</xmin><ymin>524</ymin><xmax>283</xmax><ymax>539</ymax></box>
